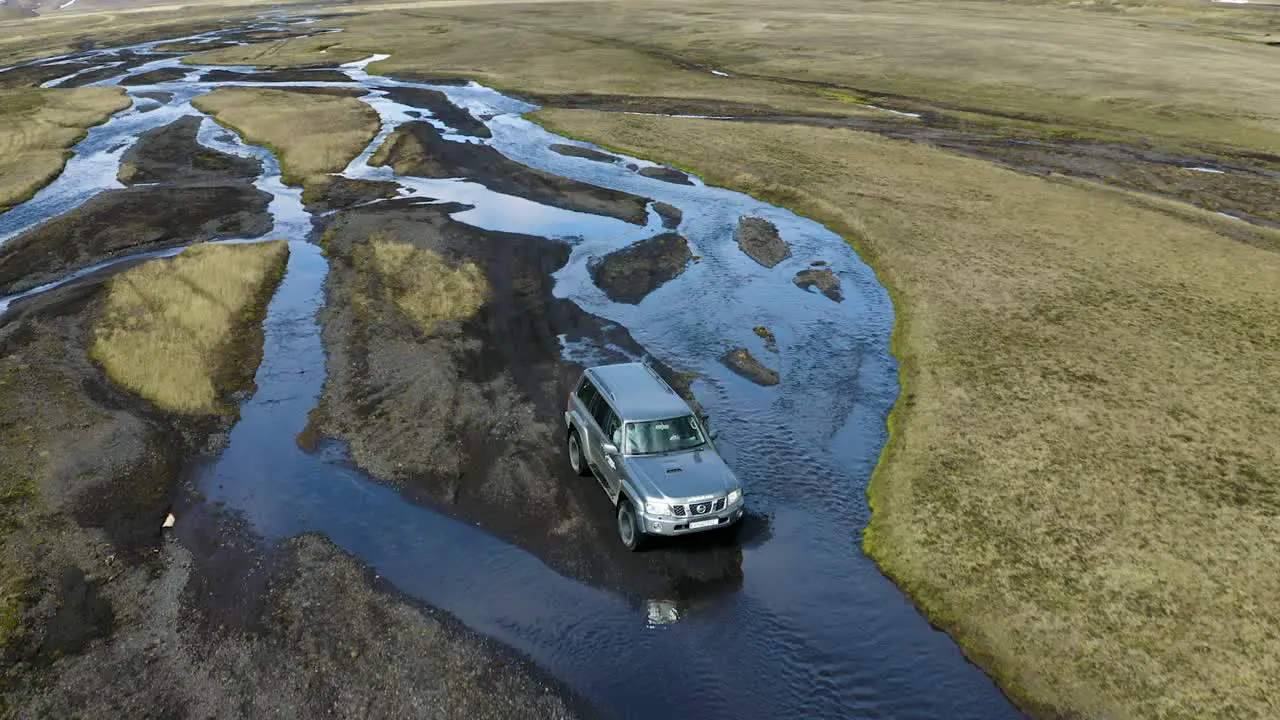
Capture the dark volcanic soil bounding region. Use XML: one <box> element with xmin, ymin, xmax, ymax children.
<box><xmin>119</xmin><ymin>67</ymin><xmax>189</xmax><ymax>86</ymax></box>
<box><xmin>734</xmin><ymin>216</ymin><xmax>790</xmax><ymax>268</ymax></box>
<box><xmin>135</xmin><ymin>90</ymin><xmax>174</xmax><ymax>103</ymax></box>
<box><xmin>0</xmin><ymin>184</ymin><xmax>272</xmax><ymax>295</ymax></box>
<box><xmin>550</xmin><ymin>144</ymin><xmax>617</xmax><ymax>163</ymax></box>
<box><xmin>638</xmin><ymin>166</ymin><xmax>693</xmax><ymax>185</ymax></box>
<box><xmin>720</xmin><ymin>347</ymin><xmax>780</xmax><ymax>386</ymax></box>
<box><xmin>0</xmin><ymin>266</ymin><xmax>583</xmax><ymax>720</ymax></box>
<box><xmin>301</xmin><ymin>176</ymin><xmax>401</xmax><ymax>213</ymax></box>
<box><xmin>381</xmin><ymin>87</ymin><xmax>492</xmax><ymax>138</ymax></box>
<box><xmin>0</xmin><ymin>62</ymin><xmax>94</xmax><ymax>89</ymax></box>
<box><xmin>793</xmin><ymin>267</ymin><xmax>843</xmax><ymax>302</ymax></box>
<box><xmin>56</xmin><ymin>54</ymin><xmax>154</xmax><ymax>88</ymax></box>
<box><xmin>119</xmin><ymin>116</ymin><xmax>261</xmax><ymax>185</ymax></box>
<box><xmin>654</xmin><ymin>201</ymin><xmax>682</xmax><ymax>229</ymax></box>
<box><xmin>317</xmin><ymin>200</ymin><xmax>743</xmax><ymax>597</ymax></box>
<box><xmin>517</xmin><ymin>92</ymin><xmax>782</xmax><ymax>118</ymax></box>
<box><xmin>0</xmin><ymin>283</ymin><xmax>231</xmax><ymax>678</ymax></box>
<box><xmin>589</xmin><ymin>232</ymin><xmax>692</xmax><ymax>304</ymax></box>
<box><xmin>369</xmin><ymin>121</ymin><xmax>651</xmax><ymax>225</ymax></box>
<box><xmin>200</xmin><ymin>68</ymin><xmax>354</xmax><ymax>84</ymax></box>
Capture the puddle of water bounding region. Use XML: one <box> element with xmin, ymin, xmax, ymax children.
<box><xmin>0</xmin><ymin>30</ymin><xmax>1025</xmax><ymax>720</ymax></box>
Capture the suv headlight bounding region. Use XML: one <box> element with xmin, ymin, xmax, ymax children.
<box><xmin>727</xmin><ymin>489</ymin><xmax>742</xmax><ymax>505</ymax></box>
<box><xmin>644</xmin><ymin>501</ymin><xmax>671</xmax><ymax>516</ymax></box>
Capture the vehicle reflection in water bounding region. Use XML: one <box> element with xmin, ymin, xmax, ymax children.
<box><xmin>646</xmin><ymin>599</ymin><xmax>681</xmax><ymax>626</ymax></box>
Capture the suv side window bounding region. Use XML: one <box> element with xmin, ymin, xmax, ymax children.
<box><xmin>603</xmin><ymin>411</ymin><xmax>621</xmax><ymax>447</ymax></box>
<box><xmin>577</xmin><ymin>378</ymin><xmax>602</xmax><ymax>420</ymax></box>
<box><xmin>591</xmin><ymin>394</ymin><xmax>613</xmax><ymax>431</ymax></box>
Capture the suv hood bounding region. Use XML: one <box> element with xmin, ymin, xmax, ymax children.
<box><xmin>625</xmin><ymin>448</ymin><xmax>738</xmax><ymax>501</ymax></box>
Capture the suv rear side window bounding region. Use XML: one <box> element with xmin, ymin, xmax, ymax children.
<box><xmin>577</xmin><ymin>377</ymin><xmax>602</xmax><ymax>416</ymax></box>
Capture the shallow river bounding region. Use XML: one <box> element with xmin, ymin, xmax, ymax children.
<box><xmin>0</xmin><ymin>18</ymin><xmax>1022</xmax><ymax>719</ymax></box>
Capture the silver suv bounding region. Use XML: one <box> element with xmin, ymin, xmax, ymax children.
<box><xmin>564</xmin><ymin>362</ymin><xmax>745</xmax><ymax>550</ymax></box>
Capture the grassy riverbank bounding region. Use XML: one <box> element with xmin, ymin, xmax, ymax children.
<box><xmin>92</xmin><ymin>241</ymin><xmax>289</xmax><ymax>414</ymax></box>
<box><xmin>179</xmin><ymin>0</ymin><xmax>1278</xmax><ymax>155</ymax></box>
<box><xmin>192</xmin><ymin>88</ymin><xmax>380</xmax><ymax>187</ymax></box>
<box><xmin>0</xmin><ymin>87</ymin><xmax>130</xmax><ymax>211</ymax></box>
<box><xmin>532</xmin><ymin>108</ymin><xmax>1280</xmax><ymax>719</ymax></box>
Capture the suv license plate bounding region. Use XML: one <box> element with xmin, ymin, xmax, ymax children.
<box><xmin>689</xmin><ymin>519</ymin><xmax>719</xmax><ymax>529</ymax></box>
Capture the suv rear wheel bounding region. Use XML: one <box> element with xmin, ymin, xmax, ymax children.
<box><xmin>567</xmin><ymin>429</ymin><xmax>590</xmax><ymax>476</ymax></box>
<box><xmin>617</xmin><ymin>498</ymin><xmax>645</xmax><ymax>551</ymax></box>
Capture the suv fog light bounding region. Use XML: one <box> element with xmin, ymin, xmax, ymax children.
<box><xmin>652</xmin><ymin>521</ymin><xmax>662</xmax><ymax>531</ymax></box>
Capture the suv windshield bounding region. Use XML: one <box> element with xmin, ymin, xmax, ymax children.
<box><xmin>625</xmin><ymin>415</ymin><xmax>706</xmax><ymax>455</ymax></box>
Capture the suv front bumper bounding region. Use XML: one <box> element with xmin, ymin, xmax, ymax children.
<box><xmin>639</xmin><ymin>502</ymin><xmax>745</xmax><ymax>536</ymax></box>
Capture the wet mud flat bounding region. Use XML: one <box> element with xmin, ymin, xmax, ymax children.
<box><xmin>381</xmin><ymin>87</ymin><xmax>492</xmax><ymax>138</ymax></box>
<box><xmin>316</xmin><ymin>200</ymin><xmax>744</xmax><ymax>597</ymax></box>
<box><xmin>370</xmin><ymin>121</ymin><xmax>652</xmax><ymax>225</ymax></box>
<box><xmin>529</xmin><ymin>92</ymin><xmax>1280</xmax><ymax>233</ymax></box>
<box><xmin>0</xmin><ymin>243</ymin><xmax>585</xmax><ymax>720</ymax></box>
<box><xmin>0</xmin><ymin>116</ymin><xmax>273</xmax><ymax>295</ymax></box>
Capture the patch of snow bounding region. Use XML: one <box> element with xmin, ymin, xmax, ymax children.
<box><xmin>1212</xmin><ymin>0</ymin><xmax>1249</xmax><ymax>4</ymax></box>
<box><xmin>710</xmin><ymin>70</ymin><xmax>730</xmax><ymax>77</ymax></box>
<box><xmin>58</xmin><ymin>0</ymin><xmax>76</xmax><ymax>8</ymax></box>
<box><xmin>1187</xmin><ymin>166</ymin><xmax>1225</xmax><ymax>174</ymax></box>
<box><xmin>1216</xmin><ymin>212</ymin><xmax>1243</xmax><ymax>221</ymax></box>
<box><xmin>868</xmin><ymin>105</ymin><xmax>922</xmax><ymax>119</ymax></box>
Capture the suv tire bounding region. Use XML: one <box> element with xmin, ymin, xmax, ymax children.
<box><xmin>567</xmin><ymin>429</ymin><xmax>591</xmax><ymax>477</ymax></box>
<box><xmin>617</xmin><ymin>498</ymin><xmax>645</xmax><ymax>551</ymax></box>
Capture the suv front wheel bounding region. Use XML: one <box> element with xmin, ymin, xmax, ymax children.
<box><xmin>617</xmin><ymin>499</ymin><xmax>645</xmax><ymax>551</ymax></box>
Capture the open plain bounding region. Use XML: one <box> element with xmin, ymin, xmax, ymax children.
<box><xmin>1</xmin><ymin>0</ymin><xmax>1277</xmax><ymax>718</ymax></box>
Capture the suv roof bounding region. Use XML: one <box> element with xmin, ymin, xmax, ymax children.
<box><xmin>586</xmin><ymin>362</ymin><xmax>692</xmax><ymax>422</ymax></box>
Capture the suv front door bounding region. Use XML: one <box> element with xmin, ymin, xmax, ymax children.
<box><xmin>597</xmin><ymin>409</ymin><xmax>624</xmax><ymax>500</ymax></box>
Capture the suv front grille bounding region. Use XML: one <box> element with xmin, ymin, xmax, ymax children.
<box><xmin>713</xmin><ymin>498</ymin><xmax>726</xmax><ymax>511</ymax></box>
<box><xmin>689</xmin><ymin>501</ymin><xmax>713</xmax><ymax>516</ymax></box>
<box><xmin>672</xmin><ymin>504</ymin><xmax>686</xmax><ymax>517</ymax></box>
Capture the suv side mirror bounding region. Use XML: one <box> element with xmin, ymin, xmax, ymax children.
<box><xmin>600</xmin><ymin>441</ymin><xmax>620</xmax><ymax>455</ymax></box>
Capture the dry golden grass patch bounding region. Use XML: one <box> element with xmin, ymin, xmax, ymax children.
<box><xmin>182</xmin><ymin>33</ymin><xmax>370</xmax><ymax>68</ymax></box>
<box><xmin>192</xmin><ymin>87</ymin><xmax>380</xmax><ymax>186</ymax></box>
<box><xmin>533</xmin><ymin>108</ymin><xmax>1280</xmax><ymax>719</ymax></box>
<box><xmin>92</xmin><ymin>241</ymin><xmax>289</xmax><ymax>414</ymax></box>
<box><xmin>356</xmin><ymin>232</ymin><xmax>489</xmax><ymax>334</ymax></box>
<box><xmin>0</xmin><ymin>0</ymin><xmax>295</xmax><ymax>67</ymax></box>
<box><xmin>264</xmin><ymin>0</ymin><xmax>1280</xmax><ymax>154</ymax></box>
<box><xmin>177</xmin><ymin>7</ymin><xmax>885</xmax><ymax>120</ymax></box>
<box><xmin>0</xmin><ymin>87</ymin><xmax>130</xmax><ymax>210</ymax></box>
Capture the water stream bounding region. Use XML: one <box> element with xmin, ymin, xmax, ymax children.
<box><xmin>0</xmin><ymin>20</ymin><xmax>1022</xmax><ymax>719</ymax></box>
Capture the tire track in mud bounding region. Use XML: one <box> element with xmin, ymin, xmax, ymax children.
<box><xmin>0</xmin><ymin>23</ymin><xmax>1025</xmax><ymax>720</ymax></box>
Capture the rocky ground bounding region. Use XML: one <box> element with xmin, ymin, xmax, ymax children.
<box><xmin>369</xmin><ymin>121</ymin><xmax>652</xmax><ymax>224</ymax></box>
<box><xmin>382</xmin><ymin>87</ymin><xmax>492</xmax><ymax>138</ymax></box>
<box><xmin>0</xmin><ymin>86</ymin><xmax>605</xmax><ymax>714</ymax></box>
<box><xmin>316</xmin><ymin>199</ymin><xmax>745</xmax><ymax>598</ymax></box>
<box><xmin>733</xmin><ymin>216</ymin><xmax>790</xmax><ymax>268</ymax></box>
<box><xmin>793</xmin><ymin>266</ymin><xmax>843</xmax><ymax>302</ymax></box>
<box><xmin>0</xmin><ymin>116</ymin><xmax>275</xmax><ymax>295</ymax></box>
<box><xmin>588</xmin><ymin>232</ymin><xmax>692</xmax><ymax>304</ymax></box>
<box><xmin>550</xmin><ymin>144</ymin><xmax>617</xmax><ymax>164</ymax></box>
<box><xmin>720</xmin><ymin>347</ymin><xmax>780</xmax><ymax>386</ymax></box>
